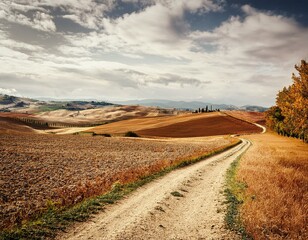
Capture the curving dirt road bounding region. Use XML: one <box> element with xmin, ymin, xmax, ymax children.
<box><xmin>254</xmin><ymin>123</ymin><xmax>266</xmax><ymax>133</ymax></box>
<box><xmin>59</xmin><ymin>139</ymin><xmax>250</xmax><ymax>240</ymax></box>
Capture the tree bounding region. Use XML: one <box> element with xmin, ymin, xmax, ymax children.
<box><xmin>266</xmin><ymin>60</ymin><xmax>308</xmax><ymax>142</ymax></box>
<box><xmin>265</xmin><ymin>106</ymin><xmax>285</xmax><ymax>134</ymax></box>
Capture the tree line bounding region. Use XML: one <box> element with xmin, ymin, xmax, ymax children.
<box><xmin>16</xmin><ymin>117</ymin><xmax>102</xmax><ymax>128</ymax></box>
<box><xmin>265</xmin><ymin>60</ymin><xmax>308</xmax><ymax>142</ymax></box>
<box><xmin>193</xmin><ymin>105</ymin><xmax>220</xmax><ymax>113</ymax></box>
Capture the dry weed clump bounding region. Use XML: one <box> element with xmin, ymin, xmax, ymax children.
<box><xmin>0</xmin><ymin>133</ymin><xmax>234</xmax><ymax>230</ymax></box>
<box><xmin>237</xmin><ymin>133</ymin><xmax>308</xmax><ymax>239</ymax></box>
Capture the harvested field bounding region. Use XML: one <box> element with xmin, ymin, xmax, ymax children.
<box><xmin>0</xmin><ymin>133</ymin><xmax>236</xmax><ymax>230</ymax></box>
<box><xmin>90</xmin><ymin>112</ymin><xmax>219</xmax><ymax>135</ymax></box>
<box><xmin>0</xmin><ymin>113</ymin><xmax>52</xmax><ymax>133</ymax></box>
<box><xmin>0</xmin><ymin>105</ymin><xmax>182</xmax><ymax>132</ymax></box>
<box><xmin>237</xmin><ymin>133</ymin><xmax>308</xmax><ymax>239</ymax></box>
<box><xmin>90</xmin><ymin>112</ymin><xmax>261</xmax><ymax>137</ymax></box>
<box><xmin>36</xmin><ymin>105</ymin><xmax>180</xmax><ymax>125</ymax></box>
<box><xmin>224</xmin><ymin>110</ymin><xmax>265</xmax><ymax>125</ymax></box>
<box><xmin>0</xmin><ymin>117</ymin><xmax>35</xmax><ymax>134</ymax></box>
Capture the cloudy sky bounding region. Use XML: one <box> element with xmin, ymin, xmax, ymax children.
<box><xmin>0</xmin><ymin>0</ymin><xmax>307</xmax><ymax>106</ymax></box>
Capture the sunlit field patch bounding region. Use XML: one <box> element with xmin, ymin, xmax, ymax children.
<box><xmin>237</xmin><ymin>133</ymin><xmax>308</xmax><ymax>239</ymax></box>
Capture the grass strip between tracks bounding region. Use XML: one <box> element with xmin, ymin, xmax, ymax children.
<box><xmin>224</xmin><ymin>143</ymin><xmax>252</xmax><ymax>239</ymax></box>
<box><xmin>1</xmin><ymin>140</ymin><xmax>241</xmax><ymax>240</ymax></box>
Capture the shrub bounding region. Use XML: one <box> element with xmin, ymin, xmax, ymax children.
<box><xmin>91</xmin><ymin>133</ymin><xmax>111</xmax><ymax>137</ymax></box>
<box><xmin>124</xmin><ymin>131</ymin><xmax>139</xmax><ymax>137</ymax></box>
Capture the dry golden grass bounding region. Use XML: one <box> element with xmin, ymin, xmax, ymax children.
<box><xmin>237</xmin><ymin>133</ymin><xmax>308</xmax><ymax>239</ymax></box>
<box><xmin>36</xmin><ymin>105</ymin><xmax>180</xmax><ymax>124</ymax></box>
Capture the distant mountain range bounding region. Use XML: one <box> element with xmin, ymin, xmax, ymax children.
<box><xmin>114</xmin><ymin>99</ymin><xmax>268</xmax><ymax>112</ymax></box>
<box><xmin>0</xmin><ymin>94</ymin><xmax>268</xmax><ymax>113</ymax></box>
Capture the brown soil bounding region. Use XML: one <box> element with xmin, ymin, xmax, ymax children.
<box><xmin>225</xmin><ymin>110</ymin><xmax>265</xmax><ymax>125</ymax></box>
<box><xmin>137</xmin><ymin>115</ymin><xmax>261</xmax><ymax>137</ymax></box>
<box><xmin>90</xmin><ymin>112</ymin><xmax>255</xmax><ymax>137</ymax></box>
<box><xmin>0</xmin><ymin>133</ymin><xmax>234</xmax><ymax>230</ymax></box>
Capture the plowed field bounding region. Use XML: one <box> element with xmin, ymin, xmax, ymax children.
<box><xmin>138</xmin><ymin>115</ymin><xmax>260</xmax><ymax>137</ymax></box>
<box><xmin>90</xmin><ymin>112</ymin><xmax>261</xmax><ymax>137</ymax></box>
<box><xmin>0</xmin><ymin>133</ymin><xmax>236</xmax><ymax>230</ymax></box>
<box><xmin>90</xmin><ymin>112</ymin><xmax>217</xmax><ymax>135</ymax></box>
<box><xmin>225</xmin><ymin>111</ymin><xmax>265</xmax><ymax>125</ymax></box>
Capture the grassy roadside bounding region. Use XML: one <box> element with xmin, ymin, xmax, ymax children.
<box><xmin>1</xmin><ymin>140</ymin><xmax>242</xmax><ymax>240</ymax></box>
<box><xmin>236</xmin><ymin>133</ymin><xmax>308</xmax><ymax>239</ymax></box>
<box><xmin>225</xmin><ymin>133</ymin><xmax>308</xmax><ymax>239</ymax></box>
<box><xmin>224</xmin><ymin>145</ymin><xmax>252</xmax><ymax>239</ymax></box>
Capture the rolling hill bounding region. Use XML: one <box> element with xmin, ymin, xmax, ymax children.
<box><xmin>89</xmin><ymin>112</ymin><xmax>262</xmax><ymax>137</ymax></box>
<box><xmin>0</xmin><ymin>94</ymin><xmax>113</xmax><ymax>113</ymax></box>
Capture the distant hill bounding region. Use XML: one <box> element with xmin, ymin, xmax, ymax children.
<box><xmin>0</xmin><ymin>95</ymin><xmax>268</xmax><ymax>113</ymax></box>
<box><xmin>0</xmin><ymin>94</ymin><xmax>114</xmax><ymax>113</ymax></box>
<box><xmin>239</xmin><ymin>105</ymin><xmax>268</xmax><ymax>112</ymax></box>
<box><xmin>114</xmin><ymin>99</ymin><xmax>237</xmax><ymax>110</ymax></box>
<box><xmin>0</xmin><ymin>94</ymin><xmax>37</xmax><ymax>112</ymax></box>
<box><xmin>0</xmin><ymin>94</ymin><xmax>37</xmax><ymax>105</ymax></box>
<box><xmin>114</xmin><ymin>99</ymin><xmax>267</xmax><ymax>112</ymax></box>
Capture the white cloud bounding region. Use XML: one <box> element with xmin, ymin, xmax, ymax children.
<box><xmin>0</xmin><ymin>88</ymin><xmax>19</xmax><ymax>95</ymax></box>
<box><xmin>114</xmin><ymin>4</ymin><xmax>182</xmax><ymax>42</ymax></box>
<box><xmin>0</xmin><ymin>1</ymin><xmax>56</xmax><ymax>32</ymax></box>
<box><xmin>38</xmin><ymin>0</ymin><xmax>117</xmax><ymax>29</ymax></box>
<box><xmin>0</xmin><ymin>0</ymin><xmax>116</xmax><ymax>31</ymax></box>
<box><xmin>192</xmin><ymin>5</ymin><xmax>308</xmax><ymax>64</ymax></box>
<box><xmin>60</xmin><ymin>0</ymin><xmax>225</xmax><ymax>58</ymax></box>
<box><xmin>33</xmin><ymin>11</ymin><xmax>56</xmax><ymax>32</ymax></box>
<box><xmin>0</xmin><ymin>2</ymin><xmax>307</xmax><ymax>106</ymax></box>
<box><xmin>63</xmin><ymin>4</ymin><xmax>192</xmax><ymax>59</ymax></box>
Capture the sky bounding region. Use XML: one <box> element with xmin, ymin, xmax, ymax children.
<box><xmin>0</xmin><ymin>0</ymin><xmax>307</xmax><ymax>107</ymax></box>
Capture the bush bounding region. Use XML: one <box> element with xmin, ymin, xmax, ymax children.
<box><xmin>100</xmin><ymin>133</ymin><xmax>111</xmax><ymax>137</ymax></box>
<box><xmin>124</xmin><ymin>131</ymin><xmax>139</xmax><ymax>137</ymax></box>
<box><xmin>92</xmin><ymin>133</ymin><xmax>111</xmax><ymax>137</ymax></box>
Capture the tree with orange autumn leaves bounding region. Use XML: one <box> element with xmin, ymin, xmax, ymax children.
<box><xmin>266</xmin><ymin>60</ymin><xmax>308</xmax><ymax>142</ymax></box>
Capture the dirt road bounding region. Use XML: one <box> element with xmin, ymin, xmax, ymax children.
<box><xmin>254</xmin><ymin>123</ymin><xmax>266</xmax><ymax>133</ymax></box>
<box><xmin>60</xmin><ymin>139</ymin><xmax>250</xmax><ymax>240</ymax></box>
